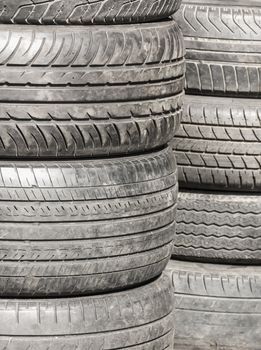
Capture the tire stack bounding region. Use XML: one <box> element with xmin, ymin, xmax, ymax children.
<box><xmin>166</xmin><ymin>0</ymin><xmax>261</xmax><ymax>349</ymax></box>
<box><xmin>0</xmin><ymin>1</ymin><xmax>185</xmax><ymax>348</ymax></box>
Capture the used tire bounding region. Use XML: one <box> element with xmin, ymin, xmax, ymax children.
<box><xmin>0</xmin><ymin>274</ymin><xmax>175</xmax><ymax>350</ymax></box>
<box><xmin>174</xmin><ymin>95</ymin><xmax>261</xmax><ymax>191</ymax></box>
<box><xmin>0</xmin><ymin>147</ymin><xmax>177</xmax><ymax>297</ymax></box>
<box><xmin>175</xmin><ymin>0</ymin><xmax>261</xmax><ymax>97</ymax></box>
<box><xmin>166</xmin><ymin>260</ymin><xmax>261</xmax><ymax>350</ymax></box>
<box><xmin>0</xmin><ymin>21</ymin><xmax>184</xmax><ymax>158</ymax></box>
<box><xmin>0</xmin><ymin>0</ymin><xmax>182</xmax><ymax>24</ymax></box>
<box><xmin>173</xmin><ymin>190</ymin><xmax>261</xmax><ymax>264</ymax></box>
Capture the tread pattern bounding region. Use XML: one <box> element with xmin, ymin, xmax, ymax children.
<box><xmin>0</xmin><ymin>274</ymin><xmax>175</xmax><ymax>349</ymax></box>
<box><xmin>0</xmin><ymin>20</ymin><xmax>185</xmax><ymax>157</ymax></box>
<box><xmin>166</xmin><ymin>260</ymin><xmax>261</xmax><ymax>350</ymax></box>
<box><xmin>0</xmin><ymin>0</ymin><xmax>182</xmax><ymax>24</ymax></box>
<box><xmin>0</xmin><ymin>147</ymin><xmax>178</xmax><ymax>297</ymax></box>
<box><xmin>173</xmin><ymin>190</ymin><xmax>261</xmax><ymax>263</ymax></box>
<box><xmin>0</xmin><ymin>22</ymin><xmax>185</xmax><ymax>102</ymax></box>
<box><xmin>175</xmin><ymin>1</ymin><xmax>261</xmax><ymax>96</ymax></box>
<box><xmin>173</xmin><ymin>95</ymin><xmax>261</xmax><ymax>191</ymax></box>
<box><xmin>0</xmin><ymin>94</ymin><xmax>183</xmax><ymax>158</ymax></box>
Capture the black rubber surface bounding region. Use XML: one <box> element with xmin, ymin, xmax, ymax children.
<box><xmin>0</xmin><ymin>0</ymin><xmax>182</xmax><ymax>24</ymax></box>
<box><xmin>166</xmin><ymin>260</ymin><xmax>261</xmax><ymax>350</ymax></box>
<box><xmin>174</xmin><ymin>95</ymin><xmax>261</xmax><ymax>192</ymax></box>
<box><xmin>173</xmin><ymin>190</ymin><xmax>261</xmax><ymax>264</ymax></box>
<box><xmin>0</xmin><ymin>21</ymin><xmax>184</xmax><ymax>158</ymax></box>
<box><xmin>175</xmin><ymin>0</ymin><xmax>261</xmax><ymax>97</ymax></box>
<box><xmin>0</xmin><ymin>147</ymin><xmax>177</xmax><ymax>297</ymax></box>
<box><xmin>0</xmin><ymin>274</ymin><xmax>175</xmax><ymax>349</ymax></box>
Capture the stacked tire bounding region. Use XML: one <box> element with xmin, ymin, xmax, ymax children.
<box><xmin>166</xmin><ymin>1</ymin><xmax>261</xmax><ymax>349</ymax></box>
<box><xmin>0</xmin><ymin>1</ymin><xmax>185</xmax><ymax>348</ymax></box>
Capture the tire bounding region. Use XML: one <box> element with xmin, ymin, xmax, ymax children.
<box><xmin>0</xmin><ymin>94</ymin><xmax>183</xmax><ymax>159</ymax></box>
<box><xmin>166</xmin><ymin>260</ymin><xmax>261</xmax><ymax>350</ymax></box>
<box><xmin>174</xmin><ymin>95</ymin><xmax>261</xmax><ymax>192</ymax></box>
<box><xmin>0</xmin><ymin>147</ymin><xmax>177</xmax><ymax>297</ymax></box>
<box><xmin>175</xmin><ymin>0</ymin><xmax>261</xmax><ymax>97</ymax></box>
<box><xmin>0</xmin><ymin>21</ymin><xmax>184</xmax><ymax>159</ymax></box>
<box><xmin>0</xmin><ymin>22</ymin><xmax>185</xmax><ymax>103</ymax></box>
<box><xmin>173</xmin><ymin>190</ymin><xmax>261</xmax><ymax>264</ymax></box>
<box><xmin>0</xmin><ymin>274</ymin><xmax>175</xmax><ymax>350</ymax></box>
<box><xmin>0</xmin><ymin>0</ymin><xmax>182</xmax><ymax>25</ymax></box>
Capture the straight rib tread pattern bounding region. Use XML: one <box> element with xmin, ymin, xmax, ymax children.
<box><xmin>174</xmin><ymin>95</ymin><xmax>261</xmax><ymax>191</ymax></box>
<box><xmin>0</xmin><ymin>21</ymin><xmax>185</xmax><ymax>103</ymax></box>
<box><xmin>166</xmin><ymin>260</ymin><xmax>261</xmax><ymax>349</ymax></box>
<box><xmin>0</xmin><ymin>274</ymin><xmax>175</xmax><ymax>350</ymax></box>
<box><xmin>175</xmin><ymin>1</ymin><xmax>261</xmax><ymax>96</ymax></box>
<box><xmin>0</xmin><ymin>147</ymin><xmax>178</xmax><ymax>297</ymax></box>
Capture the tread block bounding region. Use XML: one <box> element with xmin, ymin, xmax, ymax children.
<box><xmin>0</xmin><ymin>0</ymin><xmax>182</xmax><ymax>24</ymax></box>
<box><xmin>166</xmin><ymin>260</ymin><xmax>261</xmax><ymax>349</ymax></box>
<box><xmin>173</xmin><ymin>190</ymin><xmax>261</xmax><ymax>263</ymax></box>
<box><xmin>0</xmin><ymin>147</ymin><xmax>178</xmax><ymax>296</ymax></box>
<box><xmin>174</xmin><ymin>95</ymin><xmax>261</xmax><ymax>191</ymax></box>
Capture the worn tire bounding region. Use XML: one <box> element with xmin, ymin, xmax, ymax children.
<box><xmin>0</xmin><ymin>21</ymin><xmax>184</xmax><ymax>158</ymax></box>
<box><xmin>0</xmin><ymin>274</ymin><xmax>175</xmax><ymax>350</ymax></box>
<box><xmin>0</xmin><ymin>147</ymin><xmax>177</xmax><ymax>297</ymax></box>
<box><xmin>174</xmin><ymin>95</ymin><xmax>261</xmax><ymax>192</ymax></box>
<box><xmin>175</xmin><ymin>0</ymin><xmax>261</xmax><ymax>97</ymax></box>
<box><xmin>0</xmin><ymin>0</ymin><xmax>182</xmax><ymax>24</ymax></box>
<box><xmin>173</xmin><ymin>190</ymin><xmax>261</xmax><ymax>264</ymax></box>
<box><xmin>166</xmin><ymin>260</ymin><xmax>261</xmax><ymax>350</ymax></box>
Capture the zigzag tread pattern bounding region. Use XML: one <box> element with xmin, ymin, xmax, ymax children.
<box><xmin>172</xmin><ymin>191</ymin><xmax>261</xmax><ymax>262</ymax></box>
<box><xmin>0</xmin><ymin>0</ymin><xmax>182</xmax><ymax>24</ymax></box>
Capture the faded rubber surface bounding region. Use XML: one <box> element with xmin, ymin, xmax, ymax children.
<box><xmin>166</xmin><ymin>259</ymin><xmax>261</xmax><ymax>350</ymax></box>
<box><xmin>0</xmin><ymin>20</ymin><xmax>184</xmax><ymax>158</ymax></box>
<box><xmin>175</xmin><ymin>0</ymin><xmax>261</xmax><ymax>97</ymax></box>
<box><xmin>0</xmin><ymin>147</ymin><xmax>177</xmax><ymax>297</ymax></box>
<box><xmin>174</xmin><ymin>95</ymin><xmax>261</xmax><ymax>192</ymax></box>
<box><xmin>0</xmin><ymin>274</ymin><xmax>175</xmax><ymax>349</ymax></box>
<box><xmin>0</xmin><ymin>0</ymin><xmax>182</xmax><ymax>24</ymax></box>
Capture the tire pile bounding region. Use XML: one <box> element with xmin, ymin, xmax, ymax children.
<box><xmin>166</xmin><ymin>0</ymin><xmax>261</xmax><ymax>349</ymax></box>
<box><xmin>0</xmin><ymin>1</ymin><xmax>185</xmax><ymax>348</ymax></box>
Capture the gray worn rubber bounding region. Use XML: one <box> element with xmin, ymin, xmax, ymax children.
<box><xmin>175</xmin><ymin>0</ymin><xmax>261</xmax><ymax>97</ymax></box>
<box><xmin>0</xmin><ymin>274</ymin><xmax>175</xmax><ymax>350</ymax></box>
<box><xmin>166</xmin><ymin>260</ymin><xmax>261</xmax><ymax>350</ymax></box>
<box><xmin>0</xmin><ymin>0</ymin><xmax>182</xmax><ymax>24</ymax></box>
<box><xmin>0</xmin><ymin>147</ymin><xmax>177</xmax><ymax>297</ymax></box>
<box><xmin>173</xmin><ymin>190</ymin><xmax>261</xmax><ymax>264</ymax></box>
<box><xmin>174</xmin><ymin>95</ymin><xmax>261</xmax><ymax>192</ymax></box>
<box><xmin>0</xmin><ymin>21</ymin><xmax>184</xmax><ymax>158</ymax></box>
